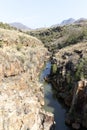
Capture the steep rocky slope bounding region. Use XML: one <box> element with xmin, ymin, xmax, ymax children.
<box><xmin>29</xmin><ymin>22</ymin><xmax>87</xmax><ymax>129</ymax></box>
<box><xmin>0</xmin><ymin>28</ymin><xmax>54</xmax><ymax>130</ymax></box>
<box><xmin>48</xmin><ymin>42</ymin><xmax>87</xmax><ymax>129</ymax></box>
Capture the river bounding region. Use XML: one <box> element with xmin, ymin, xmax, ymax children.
<box><xmin>40</xmin><ymin>62</ymin><xmax>73</xmax><ymax>130</ymax></box>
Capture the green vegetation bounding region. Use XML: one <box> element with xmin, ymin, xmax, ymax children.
<box><xmin>27</xmin><ymin>22</ymin><xmax>87</xmax><ymax>89</ymax></box>
<box><xmin>27</xmin><ymin>26</ymin><xmax>62</xmax><ymax>45</ymax></box>
<box><xmin>64</xmin><ymin>58</ymin><xmax>87</xmax><ymax>88</ymax></box>
<box><xmin>75</xmin><ymin>58</ymin><xmax>87</xmax><ymax>80</ymax></box>
<box><xmin>27</xmin><ymin>23</ymin><xmax>87</xmax><ymax>52</ymax></box>
<box><xmin>51</xmin><ymin>63</ymin><xmax>57</xmax><ymax>74</ymax></box>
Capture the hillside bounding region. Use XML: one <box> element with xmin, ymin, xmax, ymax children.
<box><xmin>0</xmin><ymin>22</ymin><xmax>17</xmax><ymax>30</ymax></box>
<box><xmin>27</xmin><ymin>21</ymin><xmax>87</xmax><ymax>52</ymax></box>
<box><xmin>0</xmin><ymin>28</ymin><xmax>43</xmax><ymax>47</ymax></box>
<box><xmin>0</xmin><ymin>26</ymin><xmax>54</xmax><ymax>130</ymax></box>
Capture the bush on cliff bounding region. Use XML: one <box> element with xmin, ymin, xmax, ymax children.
<box><xmin>75</xmin><ymin>58</ymin><xmax>87</xmax><ymax>80</ymax></box>
<box><xmin>51</xmin><ymin>63</ymin><xmax>57</xmax><ymax>75</ymax></box>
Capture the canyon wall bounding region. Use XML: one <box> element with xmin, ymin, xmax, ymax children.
<box><xmin>0</xmin><ymin>28</ymin><xmax>54</xmax><ymax>130</ymax></box>
<box><xmin>48</xmin><ymin>42</ymin><xmax>87</xmax><ymax>129</ymax></box>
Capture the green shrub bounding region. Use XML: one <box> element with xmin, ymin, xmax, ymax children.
<box><xmin>65</xmin><ymin>30</ymin><xmax>84</xmax><ymax>45</ymax></box>
<box><xmin>51</xmin><ymin>63</ymin><xmax>57</xmax><ymax>74</ymax></box>
<box><xmin>75</xmin><ymin>58</ymin><xmax>87</xmax><ymax>80</ymax></box>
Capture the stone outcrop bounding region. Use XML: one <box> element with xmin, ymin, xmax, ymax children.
<box><xmin>47</xmin><ymin>42</ymin><xmax>87</xmax><ymax>129</ymax></box>
<box><xmin>66</xmin><ymin>80</ymin><xmax>87</xmax><ymax>129</ymax></box>
<box><xmin>0</xmin><ymin>28</ymin><xmax>54</xmax><ymax>130</ymax></box>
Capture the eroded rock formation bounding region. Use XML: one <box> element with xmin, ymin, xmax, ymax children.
<box><xmin>0</xmin><ymin>28</ymin><xmax>54</xmax><ymax>130</ymax></box>
<box><xmin>47</xmin><ymin>42</ymin><xmax>87</xmax><ymax>129</ymax></box>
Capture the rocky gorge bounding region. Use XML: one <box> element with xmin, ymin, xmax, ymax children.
<box><xmin>20</xmin><ymin>21</ymin><xmax>87</xmax><ymax>130</ymax></box>
<box><xmin>47</xmin><ymin>41</ymin><xmax>87</xmax><ymax>129</ymax></box>
<box><xmin>1</xmin><ymin>21</ymin><xmax>87</xmax><ymax>130</ymax></box>
<box><xmin>0</xmin><ymin>28</ymin><xmax>54</xmax><ymax>130</ymax></box>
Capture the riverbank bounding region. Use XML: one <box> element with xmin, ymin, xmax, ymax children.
<box><xmin>40</xmin><ymin>62</ymin><xmax>74</xmax><ymax>130</ymax></box>
<box><xmin>46</xmin><ymin>53</ymin><xmax>87</xmax><ymax>129</ymax></box>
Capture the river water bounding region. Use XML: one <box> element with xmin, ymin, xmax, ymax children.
<box><xmin>40</xmin><ymin>62</ymin><xmax>73</xmax><ymax>130</ymax></box>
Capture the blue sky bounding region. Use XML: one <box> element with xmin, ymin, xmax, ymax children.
<box><xmin>0</xmin><ymin>0</ymin><xmax>87</xmax><ymax>28</ymax></box>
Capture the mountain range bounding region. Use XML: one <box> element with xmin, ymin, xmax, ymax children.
<box><xmin>51</xmin><ymin>18</ymin><xmax>87</xmax><ymax>27</ymax></box>
<box><xmin>60</xmin><ymin>18</ymin><xmax>75</xmax><ymax>25</ymax></box>
<box><xmin>9</xmin><ymin>18</ymin><xmax>87</xmax><ymax>30</ymax></box>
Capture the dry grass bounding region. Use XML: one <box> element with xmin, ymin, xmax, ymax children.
<box><xmin>0</xmin><ymin>28</ymin><xmax>43</xmax><ymax>47</ymax></box>
<box><xmin>55</xmin><ymin>42</ymin><xmax>87</xmax><ymax>62</ymax></box>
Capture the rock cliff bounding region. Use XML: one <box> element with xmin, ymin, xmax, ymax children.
<box><xmin>0</xmin><ymin>28</ymin><xmax>54</xmax><ymax>130</ymax></box>
<box><xmin>29</xmin><ymin>21</ymin><xmax>87</xmax><ymax>129</ymax></box>
<box><xmin>48</xmin><ymin>41</ymin><xmax>87</xmax><ymax>129</ymax></box>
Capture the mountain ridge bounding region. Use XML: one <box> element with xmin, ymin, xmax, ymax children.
<box><xmin>6</xmin><ymin>17</ymin><xmax>87</xmax><ymax>30</ymax></box>
<box><xmin>60</xmin><ymin>18</ymin><xmax>75</xmax><ymax>25</ymax></box>
<box><xmin>51</xmin><ymin>18</ymin><xmax>87</xmax><ymax>27</ymax></box>
<box><xmin>9</xmin><ymin>22</ymin><xmax>31</xmax><ymax>30</ymax></box>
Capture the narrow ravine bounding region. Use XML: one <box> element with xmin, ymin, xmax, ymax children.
<box><xmin>40</xmin><ymin>62</ymin><xmax>73</xmax><ymax>130</ymax></box>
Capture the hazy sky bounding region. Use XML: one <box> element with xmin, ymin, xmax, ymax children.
<box><xmin>0</xmin><ymin>0</ymin><xmax>87</xmax><ymax>28</ymax></box>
